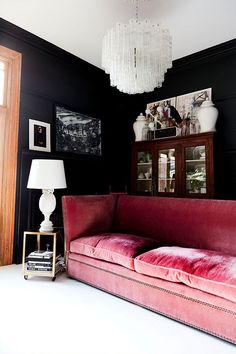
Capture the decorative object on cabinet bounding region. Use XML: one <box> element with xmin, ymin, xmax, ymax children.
<box><xmin>55</xmin><ymin>105</ymin><xmax>102</xmax><ymax>156</ymax></box>
<box><xmin>154</xmin><ymin>127</ymin><xmax>178</xmax><ymax>139</ymax></box>
<box><xmin>197</xmin><ymin>99</ymin><xmax>219</xmax><ymax>132</ymax></box>
<box><xmin>133</xmin><ymin>113</ymin><xmax>146</xmax><ymax>141</ymax></box>
<box><xmin>29</xmin><ymin>119</ymin><xmax>51</xmax><ymax>152</ymax></box>
<box><xmin>101</xmin><ymin>0</ymin><xmax>172</xmax><ymax>94</ymax></box>
<box><xmin>141</xmin><ymin>121</ymin><xmax>151</xmax><ymax>141</ymax></box>
<box><xmin>27</xmin><ymin>159</ymin><xmax>67</xmax><ymax>232</ymax></box>
<box><xmin>144</xmin><ymin>88</ymin><xmax>212</xmax><ymax>139</ymax></box>
<box><xmin>131</xmin><ymin>132</ymin><xmax>214</xmax><ymax>198</ymax></box>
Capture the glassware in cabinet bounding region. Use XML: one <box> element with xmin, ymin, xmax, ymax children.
<box><xmin>185</xmin><ymin>145</ymin><xmax>206</xmax><ymax>194</ymax></box>
<box><xmin>158</xmin><ymin>148</ymin><xmax>176</xmax><ymax>193</ymax></box>
<box><xmin>136</xmin><ymin>151</ymin><xmax>152</xmax><ymax>194</ymax></box>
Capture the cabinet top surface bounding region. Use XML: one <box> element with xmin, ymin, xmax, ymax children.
<box><xmin>132</xmin><ymin>132</ymin><xmax>214</xmax><ymax>147</ymax></box>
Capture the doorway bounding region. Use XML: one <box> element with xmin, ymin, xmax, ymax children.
<box><xmin>0</xmin><ymin>45</ymin><xmax>21</xmax><ymax>265</ymax></box>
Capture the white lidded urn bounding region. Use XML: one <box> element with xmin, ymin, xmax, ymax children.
<box><xmin>197</xmin><ymin>99</ymin><xmax>219</xmax><ymax>133</ymax></box>
<box><xmin>133</xmin><ymin>113</ymin><xmax>146</xmax><ymax>141</ymax></box>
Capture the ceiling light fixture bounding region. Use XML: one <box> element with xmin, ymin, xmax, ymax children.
<box><xmin>102</xmin><ymin>0</ymin><xmax>172</xmax><ymax>94</ymax></box>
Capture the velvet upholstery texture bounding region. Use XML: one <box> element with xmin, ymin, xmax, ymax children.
<box><xmin>62</xmin><ymin>195</ymin><xmax>117</xmax><ymax>250</ymax></box>
<box><xmin>114</xmin><ymin>195</ymin><xmax>236</xmax><ymax>256</ymax></box>
<box><xmin>135</xmin><ymin>246</ymin><xmax>236</xmax><ymax>303</ymax></box>
<box><xmin>68</xmin><ymin>254</ymin><xmax>236</xmax><ymax>344</ymax></box>
<box><xmin>62</xmin><ymin>194</ymin><xmax>236</xmax><ymax>343</ymax></box>
<box><xmin>70</xmin><ymin>233</ymin><xmax>159</xmax><ymax>270</ymax></box>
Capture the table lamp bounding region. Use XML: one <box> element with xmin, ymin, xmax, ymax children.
<box><xmin>27</xmin><ymin>159</ymin><xmax>67</xmax><ymax>232</ymax></box>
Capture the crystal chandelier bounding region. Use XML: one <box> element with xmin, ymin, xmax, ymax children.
<box><xmin>102</xmin><ymin>0</ymin><xmax>172</xmax><ymax>94</ymax></box>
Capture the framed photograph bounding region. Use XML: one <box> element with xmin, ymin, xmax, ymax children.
<box><xmin>29</xmin><ymin>119</ymin><xmax>51</xmax><ymax>152</ymax></box>
<box><xmin>176</xmin><ymin>88</ymin><xmax>212</xmax><ymax>120</ymax></box>
<box><xmin>55</xmin><ymin>105</ymin><xmax>102</xmax><ymax>156</ymax></box>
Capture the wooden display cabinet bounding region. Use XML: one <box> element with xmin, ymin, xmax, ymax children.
<box><xmin>131</xmin><ymin>132</ymin><xmax>214</xmax><ymax>198</ymax></box>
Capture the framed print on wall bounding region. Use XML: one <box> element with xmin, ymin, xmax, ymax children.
<box><xmin>55</xmin><ymin>105</ymin><xmax>102</xmax><ymax>156</ymax></box>
<box><xmin>29</xmin><ymin>119</ymin><xmax>51</xmax><ymax>152</ymax></box>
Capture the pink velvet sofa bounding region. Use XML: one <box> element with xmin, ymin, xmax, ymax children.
<box><xmin>62</xmin><ymin>194</ymin><xmax>236</xmax><ymax>344</ymax></box>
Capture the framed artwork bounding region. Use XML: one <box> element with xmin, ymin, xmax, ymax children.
<box><xmin>29</xmin><ymin>119</ymin><xmax>51</xmax><ymax>152</ymax></box>
<box><xmin>146</xmin><ymin>97</ymin><xmax>176</xmax><ymax>117</ymax></box>
<box><xmin>55</xmin><ymin>105</ymin><xmax>102</xmax><ymax>156</ymax></box>
<box><xmin>146</xmin><ymin>97</ymin><xmax>177</xmax><ymax>130</ymax></box>
<box><xmin>176</xmin><ymin>88</ymin><xmax>212</xmax><ymax>121</ymax></box>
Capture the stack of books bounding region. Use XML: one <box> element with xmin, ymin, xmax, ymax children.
<box><xmin>26</xmin><ymin>250</ymin><xmax>62</xmax><ymax>273</ymax></box>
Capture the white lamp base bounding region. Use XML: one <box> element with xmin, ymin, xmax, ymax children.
<box><xmin>39</xmin><ymin>189</ymin><xmax>56</xmax><ymax>232</ymax></box>
<box><xmin>39</xmin><ymin>220</ymin><xmax>53</xmax><ymax>232</ymax></box>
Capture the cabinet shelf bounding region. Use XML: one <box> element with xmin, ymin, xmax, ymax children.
<box><xmin>158</xmin><ymin>161</ymin><xmax>174</xmax><ymax>165</ymax></box>
<box><xmin>137</xmin><ymin>178</ymin><xmax>152</xmax><ymax>181</ymax></box>
<box><xmin>138</xmin><ymin>162</ymin><xmax>152</xmax><ymax>165</ymax></box>
<box><xmin>186</xmin><ymin>159</ymin><xmax>205</xmax><ymax>163</ymax></box>
<box><xmin>186</xmin><ymin>178</ymin><xmax>206</xmax><ymax>181</ymax></box>
<box><xmin>158</xmin><ymin>178</ymin><xmax>175</xmax><ymax>180</ymax></box>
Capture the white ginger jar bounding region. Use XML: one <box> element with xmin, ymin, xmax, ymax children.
<box><xmin>133</xmin><ymin>113</ymin><xmax>146</xmax><ymax>141</ymax></box>
<box><xmin>197</xmin><ymin>100</ymin><xmax>219</xmax><ymax>133</ymax></box>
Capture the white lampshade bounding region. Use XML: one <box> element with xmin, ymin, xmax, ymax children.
<box><xmin>27</xmin><ymin>159</ymin><xmax>67</xmax><ymax>190</ymax></box>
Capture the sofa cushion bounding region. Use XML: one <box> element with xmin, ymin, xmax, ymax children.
<box><xmin>70</xmin><ymin>233</ymin><xmax>159</xmax><ymax>270</ymax></box>
<box><xmin>134</xmin><ymin>246</ymin><xmax>236</xmax><ymax>303</ymax></box>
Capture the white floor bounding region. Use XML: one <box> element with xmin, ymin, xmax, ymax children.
<box><xmin>0</xmin><ymin>265</ymin><xmax>235</xmax><ymax>354</ymax></box>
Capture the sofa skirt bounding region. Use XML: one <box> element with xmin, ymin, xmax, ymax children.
<box><xmin>67</xmin><ymin>253</ymin><xmax>236</xmax><ymax>344</ymax></box>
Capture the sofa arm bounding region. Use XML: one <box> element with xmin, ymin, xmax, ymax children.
<box><xmin>62</xmin><ymin>195</ymin><xmax>117</xmax><ymax>252</ymax></box>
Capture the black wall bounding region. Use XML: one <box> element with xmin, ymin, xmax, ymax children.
<box><xmin>0</xmin><ymin>18</ymin><xmax>120</xmax><ymax>262</ymax></box>
<box><xmin>0</xmin><ymin>18</ymin><xmax>235</xmax><ymax>263</ymax></box>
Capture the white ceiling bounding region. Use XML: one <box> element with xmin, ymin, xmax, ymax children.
<box><xmin>0</xmin><ymin>0</ymin><xmax>236</xmax><ymax>68</ymax></box>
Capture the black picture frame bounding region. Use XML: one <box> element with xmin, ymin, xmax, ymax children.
<box><xmin>55</xmin><ymin>105</ymin><xmax>102</xmax><ymax>156</ymax></box>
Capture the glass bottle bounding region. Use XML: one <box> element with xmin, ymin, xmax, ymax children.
<box><xmin>142</xmin><ymin>122</ymin><xmax>150</xmax><ymax>141</ymax></box>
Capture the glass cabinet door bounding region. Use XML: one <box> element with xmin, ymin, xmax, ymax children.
<box><xmin>137</xmin><ymin>151</ymin><xmax>152</xmax><ymax>194</ymax></box>
<box><xmin>185</xmin><ymin>145</ymin><xmax>206</xmax><ymax>194</ymax></box>
<box><xmin>158</xmin><ymin>148</ymin><xmax>175</xmax><ymax>193</ymax></box>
